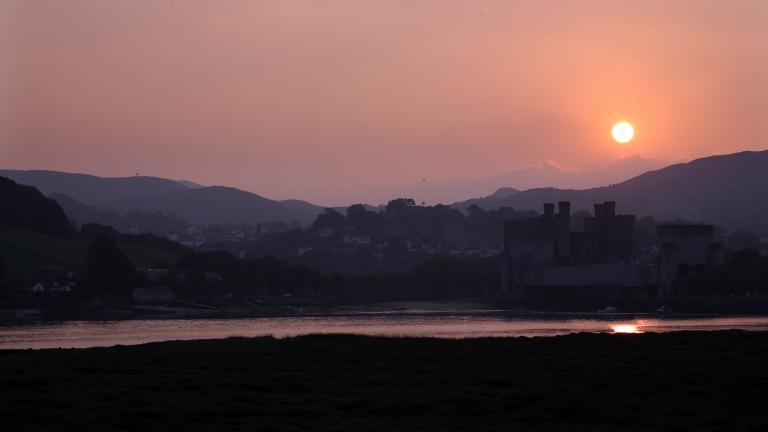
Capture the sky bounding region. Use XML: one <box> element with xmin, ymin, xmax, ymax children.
<box><xmin>2</xmin><ymin>0</ymin><xmax>767</xmax><ymax>205</ymax></box>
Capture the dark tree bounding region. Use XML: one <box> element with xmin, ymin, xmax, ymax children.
<box><xmin>385</xmin><ymin>198</ymin><xmax>416</xmax><ymax>215</ymax></box>
<box><xmin>346</xmin><ymin>204</ymin><xmax>381</xmax><ymax>230</ymax></box>
<box><xmin>80</xmin><ymin>223</ymin><xmax>120</xmax><ymax>239</ymax></box>
<box><xmin>726</xmin><ymin>230</ymin><xmax>761</xmax><ymax>251</ymax></box>
<box><xmin>85</xmin><ymin>235</ymin><xmax>136</xmax><ymax>295</ymax></box>
<box><xmin>384</xmin><ymin>237</ymin><xmax>408</xmax><ymax>264</ymax></box>
<box><xmin>175</xmin><ymin>250</ymin><xmax>242</xmax><ymax>277</ymax></box>
<box><xmin>466</xmin><ymin>204</ymin><xmax>486</xmax><ymax>219</ymax></box>
<box><xmin>313</xmin><ymin>208</ymin><xmax>346</xmax><ymax>230</ymax></box>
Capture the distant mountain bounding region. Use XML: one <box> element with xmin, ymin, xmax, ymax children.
<box><xmin>0</xmin><ymin>176</ymin><xmax>72</xmax><ymax>236</ymax></box>
<box><xmin>0</xmin><ymin>170</ymin><xmax>324</xmax><ymax>226</ymax></box>
<box><xmin>378</xmin><ymin>155</ymin><xmax>669</xmax><ymax>205</ymax></box>
<box><xmin>484</xmin><ymin>155</ymin><xmax>670</xmax><ymax>191</ymax></box>
<box><xmin>453</xmin><ymin>187</ymin><xmax>520</xmax><ymax>211</ymax></box>
<box><xmin>455</xmin><ymin>150</ymin><xmax>768</xmax><ymax>232</ymax></box>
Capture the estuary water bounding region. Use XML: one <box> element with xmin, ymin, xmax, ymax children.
<box><xmin>3</xmin><ymin>312</ymin><xmax>768</xmax><ymax>349</ymax></box>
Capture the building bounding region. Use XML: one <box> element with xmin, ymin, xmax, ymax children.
<box><xmin>573</xmin><ymin>201</ymin><xmax>635</xmax><ymax>264</ymax></box>
<box><xmin>17</xmin><ymin>268</ymin><xmax>76</xmax><ymax>294</ymax></box>
<box><xmin>657</xmin><ymin>224</ymin><xmax>723</xmax><ymax>296</ymax></box>
<box><xmin>342</xmin><ymin>234</ymin><xmax>371</xmax><ymax>246</ymax></box>
<box><xmin>500</xmin><ymin>201</ymin><xmax>654</xmax><ymax>300</ymax></box>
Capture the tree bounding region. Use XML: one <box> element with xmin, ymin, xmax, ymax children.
<box><xmin>466</xmin><ymin>204</ymin><xmax>486</xmax><ymax>219</ymax></box>
<box><xmin>385</xmin><ymin>198</ymin><xmax>416</xmax><ymax>215</ymax></box>
<box><xmin>726</xmin><ymin>230</ymin><xmax>761</xmax><ymax>251</ymax></box>
<box><xmin>80</xmin><ymin>223</ymin><xmax>120</xmax><ymax>239</ymax></box>
<box><xmin>313</xmin><ymin>208</ymin><xmax>345</xmax><ymax>230</ymax></box>
<box><xmin>384</xmin><ymin>237</ymin><xmax>408</xmax><ymax>264</ymax></box>
<box><xmin>85</xmin><ymin>235</ymin><xmax>136</xmax><ymax>296</ymax></box>
<box><xmin>346</xmin><ymin>204</ymin><xmax>380</xmax><ymax>230</ymax></box>
<box><xmin>175</xmin><ymin>250</ymin><xmax>242</xmax><ymax>277</ymax></box>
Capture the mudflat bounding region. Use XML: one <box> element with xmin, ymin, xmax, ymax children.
<box><xmin>1</xmin><ymin>331</ymin><xmax>767</xmax><ymax>431</ymax></box>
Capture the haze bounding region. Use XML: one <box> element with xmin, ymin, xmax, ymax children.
<box><xmin>2</xmin><ymin>0</ymin><xmax>767</xmax><ymax>205</ymax></box>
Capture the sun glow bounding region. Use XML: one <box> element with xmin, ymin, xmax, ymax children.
<box><xmin>612</xmin><ymin>121</ymin><xmax>634</xmax><ymax>144</ymax></box>
<box><xmin>610</xmin><ymin>324</ymin><xmax>641</xmax><ymax>334</ymax></box>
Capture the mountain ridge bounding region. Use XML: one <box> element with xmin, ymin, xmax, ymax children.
<box><xmin>454</xmin><ymin>150</ymin><xmax>768</xmax><ymax>232</ymax></box>
<box><xmin>0</xmin><ymin>170</ymin><xmax>324</xmax><ymax>226</ymax></box>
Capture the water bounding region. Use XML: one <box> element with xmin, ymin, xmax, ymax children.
<box><xmin>3</xmin><ymin>312</ymin><xmax>768</xmax><ymax>349</ymax></box>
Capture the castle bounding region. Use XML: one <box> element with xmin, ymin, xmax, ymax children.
<box><xmin>500</xmin><ymin>201</ymin><xmax>720</xmax><ymax>300</ymax></box>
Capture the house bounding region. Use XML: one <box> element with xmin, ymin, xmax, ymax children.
<box><xmin>316</xmin><ymin>227</ymin><xmax>336</xmax><ymax>237</ymax></box>
<box><xmin>19</xmin><ymin>268</ymin><xmax>76</xmax><ymax>294</ymax></box>
<box><xmin>17</xmin><ymin>281</ymin><xmax>73</xmax><ymax>294</ymax></box>
<box><xmin>342</xmin><ymin>235</ymin><xmax>371</xmax><ymax>246</ymax></box>
<box><xmin>19</xmin><ymin>282</ymin><xmax>46</xmax><ymax>294</ymax></box>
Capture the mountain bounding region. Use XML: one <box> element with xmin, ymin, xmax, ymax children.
<box><xmin>0</xmin><ymin>170</ymin><xmax>190</xmax><ymax>205</ymax></box>
<box><xmin>453</xmin><ymin>187</ymin><xmax>520</xmax><ymax>211</ymax></box>
<box><xmin>0</xmin><ymin>170</ymin><xmax>324</xmax><ymax>226</ymax></box>
<box><xmin>455</xmin><ymin>150</ymin><xmax>768</xmax><ymax>232</ymax></box>
<box><xmin>0</xmin><ymin>176</ymin><xmax>72</xmax><ymax>237</ymax></box>
<box><xmin>376</xmin><ymin>155</ymin><xmax>669</xmax><ymax>205</ymax></box>
<box><xmin>485</xmin><ymin>155</ymin><xmax>670</xmax><ymax>191</ymax></box>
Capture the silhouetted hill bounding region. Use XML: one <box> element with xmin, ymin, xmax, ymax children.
<box><xmin>455</xmin><ymin>150</ymin><xmax>768</xmax><ymax>232</ymax></box>
<box><xmin>0</xmin><ymin>170</ymin><xmax>189</xmax><ymax>206</ymax></box>
<box><xmin>0</xmin><ymin>225</ymin><xmax>180</xmax><ymax>281</ymax></box>
<box><xmin>138</xmin><ymin>186</ymin><xmax>322</xmax><ymax>226</ymax></box>
<box><xmin>50</xmin><ymin>193</ymin><xmax>125</xmax><ymax>229</ymax></box>
<box><xmin>454</xmin><ymin>187</ymin><xmax>520</xmax><ymax>211</ymax></box>
<box><xmin>0</xmin><ymin>176</ymin><xmax>72</xmax><ymax>237</ymax></box>
<box><xmin>0</xmin><ymin>170</ymin><xmax>324</xmax><ymax>226</ymax></box>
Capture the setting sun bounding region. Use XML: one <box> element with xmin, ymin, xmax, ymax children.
<box><xmin>612</xmin><ymin>121</ymin><xmax>635</xmax><ymax>144</ymax></box>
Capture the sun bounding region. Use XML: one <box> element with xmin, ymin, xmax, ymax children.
<box><xmin>611</xmin><ymin>121</ymin><xmax>634</xmax><ymax>144</ymax></box>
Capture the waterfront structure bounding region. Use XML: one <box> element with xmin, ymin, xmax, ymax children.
<box><xmin>500</xmin><ymin>201</ymin><xmax>654</xmax><ymax>300</ymax></box>
<box><xmin>657</xmin><ymin>224</ymin><xmax>723</xmax><ymax>295</ymax></box>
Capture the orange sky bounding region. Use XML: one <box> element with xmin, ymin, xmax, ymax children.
<box><xmin>2</xmin><ymin>1</ymin><xmax>767</xmax><ymax>205</ymax></box>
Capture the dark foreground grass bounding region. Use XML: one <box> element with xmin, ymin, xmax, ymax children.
<box><xmin>1</xmin><ymin>332</ymin><xmax>768</xmax><ymax>431</ymax></box>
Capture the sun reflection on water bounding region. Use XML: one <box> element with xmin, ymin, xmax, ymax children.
<box><xmin>610</xmin><ymin>324</ymin><xmax>641</xmax><ymax>334</ymax></box>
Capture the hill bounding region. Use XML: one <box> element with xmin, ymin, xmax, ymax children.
<box><xmin>49</xmin><ymin>193</ymin><xmax>125</xmax><ymax>229</ymax></box>
<box><xmin>453</xmin><ymin>187</ymin><xmax>520</xmax><ymax>211</ymax></box>
<box><xmin>455</xmin><ymin>150</ymin><xmax>768</xmax><ymax>232</ymax></box>
<box><xmin>0</xmin><ymin>170</ymin><xmax>324</xmax><ymax>226</ymax></box>
<box><xmin>0</xmin><ymin>176</ymin><xmax>72</xmax><ymax>237</ymax></box>
<box><xmin>0</xmin><ymin>225</ymin><xmax>180</xmax><ymax>281</ymax></box>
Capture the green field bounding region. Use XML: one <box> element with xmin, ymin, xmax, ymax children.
<box><xmin>1</xmin><ymin>331</ymin><xmax>767</xmax><ymax>431</ymax></box>
<box><xmin>0</xmin><ymin>225</ymin><xmax>179</xmax><ymax>281</ymax></box>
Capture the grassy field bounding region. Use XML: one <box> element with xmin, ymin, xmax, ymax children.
<box><xmin>1</xmin><ymin>331</ymin><xmax>767</xmax><ymax>431</ymax></box>
<box><xmin>0</xmin><ymin>225</ymin><xmax>179</xmax><ymax>280</ymax></box>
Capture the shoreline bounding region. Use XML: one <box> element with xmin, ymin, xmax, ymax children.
<box><xmin>5</xmin><ymin>302</ymin><xmax>768</xmax><ymax>326</ymax></box>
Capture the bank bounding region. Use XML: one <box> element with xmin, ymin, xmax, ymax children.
<box><xmin>1</xmin><ymin>331</ymin><xmax>767</xmax><ymax>431</ymax></box>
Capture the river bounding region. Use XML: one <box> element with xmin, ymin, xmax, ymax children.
<box><xmin>3</xmin><ymin>312</ymin><xmax>768</xmax><ymax>349</ymax></box>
